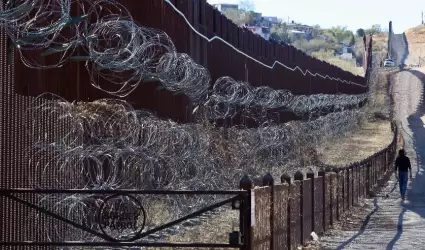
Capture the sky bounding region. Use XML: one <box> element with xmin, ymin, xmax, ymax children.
<box><xmin>207</xmin><ymin>0</ymin><xmax>424</xmax><ymax>33</ymax></box>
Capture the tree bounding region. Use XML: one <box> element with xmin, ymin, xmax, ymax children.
<box><xmin>224</xmin><ymin>9</ymin><xmax>252</xmax><ymax>25</ymax></box>
<box><xmin>371</xmin><ymin>24</ymin><xmax>382</xmax><ymax>32</ymax></box>
<box><xmin>305</xmin><ymin>31</ymin><xmax>313</xmax><ymax>41</ymax></box>
<box><xmin>312</xmin><ymin>25</ymin><xmax>321</xmax><ymax>38</ymax></box>
<box><xmin>356</xmin><ymin>28</ymin><xmax>365</xmax><ymax>37</ymax></box>
<box><xmin>349</xmin><ymin>34</ymin><xmax>355</xmax><ymax>46</ymax></box>
<box><xmin>365</xmin><ymin>24</ymin><xmax>382</xmax><ymax>35</ymax></box>
<box><xmin>270</xmin><ymin>32</ymin><xmax>281</xmax><ymax>41</ymax></box>
<box><xmin>270</xmin><ymin>24</ymin><xmax>291</xmax><ymax>43</ymax></box>
<box><xmin>239</xmin><ymin>0</ymin><xmax>255</xmax><ymax>11</ymax></box>
<box><xmin>328</xmin><ymin>26</ymin><xmax>351</xmax><ymax>44</ymax></box>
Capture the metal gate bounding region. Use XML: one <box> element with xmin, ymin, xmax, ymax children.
<box><xmin>0</xmin><ymin>188</ymin><xmax>250</xmax><ymax>248</ymax></box>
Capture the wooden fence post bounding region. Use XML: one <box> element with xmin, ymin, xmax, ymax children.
<box><xmin>240</xmin><ymin>175</ymin><xmax>254</xmax><ymax>250</ymax></box>
<box><xmin>318</xmin><ymin>167</ymin><xmax>326</xmax><ymax>234</ymax></box>
<box><xmin>324</xmin><ymin>167</ymin><xmax>333</xmax><ymax>230</ymax></box>
<box><xmin>372</xmin><ymin>156</ymin><xmax>376</xmax><ymax>188</ymax></box>
<box><xmin>281</xmin><ymin>173</ymin><xmax>292</xmax><ymax>249</ymax></box>
<box><xmin>342</xmin><ymin>166</ymin><xmax>347</xmax><ymax>211</ymax></box>
<box><xmin>294</xmin><ymin>170</ymin><xmax>305</xmax><ymax>245</ymax></box>
<box><xmin>382</xmin><ymin>152</ymin><xmax>385</xmax><ymax>175</ymax></box>
<box><xmin>356</xmin><ymin>162</ymin><xmax>360</xmax><ymax>204</ymax></box>
<box><xmin>263</xmin><ymin>173</ymin><xmax>274</xmax><ymax>250</ymax></box>
<box><xmin>366</xmin><ymin>159</ymin><xmax>371</xmax><ymax>195</ymax></box>
<box><xmin>385</xmin><ymin>149</ymin><xmax>388</xmax><ymax>172</ymax></box>
<box><xmin>332</xmin><ymin>167</ymin><xmax>340</xmax><ymax>222</ymax></box>
<box><xmin>375</xmin><ymin>154</ymin><xmax>378</xmax><ymax>185</ymax></box>
<box><xmin>349</xmin><ymin>165</ymin><xmax>353</xmax><ymax>208</ymax></box>
<box><xmin>307</xmin><ymin>169</ymin><xmax>315</xmax><ymax>237</ymax></box>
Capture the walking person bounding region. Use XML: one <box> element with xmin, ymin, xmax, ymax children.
<box><xmin>395</xmin><ymin>149</ymin><xmax>412</xmax><ymax>200</ymax></box>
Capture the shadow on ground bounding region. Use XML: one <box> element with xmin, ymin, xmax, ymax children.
<box><xmin>386</xmin><ymin>69</ymin><xmax>425</xmax><ymax>249</ymax></box>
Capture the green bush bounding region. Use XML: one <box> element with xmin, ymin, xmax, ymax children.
<box><xmin>292</xmin><ymin>39</ymin><xmax>333</xmax><ymax>55</ymax></box>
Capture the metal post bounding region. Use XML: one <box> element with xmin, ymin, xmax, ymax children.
<box><xmin>240</xmin><ymin>175</ymin><xmax>254</xmax><ymax>250</ymax></box>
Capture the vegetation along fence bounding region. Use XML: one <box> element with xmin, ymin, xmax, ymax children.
<box><xmin>14</xmin><ymin>0</ymin><xmax>373</xmax><ymax>123</ymax></box>
<box><xmin>240</xmin><ymin>121</ymin><xmax>398</xmax><ymax>249</ymax></box>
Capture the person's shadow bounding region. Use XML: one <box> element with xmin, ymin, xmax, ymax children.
<box><xmin>386</xmin><ymin>69</ymin><xmax>425</xmax><ymax>249</ymax></box>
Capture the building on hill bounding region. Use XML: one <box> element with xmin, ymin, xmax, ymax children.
<box><xmin>246</xmin><ymin>12</ymin><xmax>263</xmax><ymax>26</ymax></box>
<box><xmin>245</xmin><ymin>26</ymin><xmax>271</xmax><ymax>40</ymax></box>
<box><xmin>335</xmin><ymin>44</ymin><xmax>355</xmax><ymax>60</ymax></box>
<box><xmin>263</xmin><ymin>16</ymin><xmax>280</xmax><ymax>25</ymax></box>
<box><xmin>288</xmin><ymin>29</ymin><xmax>306</xmax><ymax>40</ymax></box>
<box><xmin>287</xmin><ymin>23</ymin><xmax>313</xmax><ymax>33</ymax></box>
<box><xmin>212</xmin><ymin>3</ymin><xmax>238</xmax><ymax>12</ymax></box>
<box><xmin>342</xmin><ymin>45</ymin><xmax>353</xmax><ymax>54</ymax></box>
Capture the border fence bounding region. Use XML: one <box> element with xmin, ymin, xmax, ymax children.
<box><xmin>0</xmin><ymin>0</ymin><xmax>384</xmax><ymax>249</ymax></box>
<box><xmin>14</xmin><ymin>0</ymin><xmax>373</xmax><ymax>123</ymax></box>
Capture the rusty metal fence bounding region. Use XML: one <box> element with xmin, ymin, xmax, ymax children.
<box><xmin>0</xmin><ymin>22</ymin><xmax>89</xmax><ymax>248</ymax></box>
<box><xmin>0</xmin><ymin>1</ymin><xmax>385</xmax><ymax>249</ymax></box>
<box><xmin>13</xmin><ymin>0</ymin><xmax>373</xmax><ymax>123</ymax></box>
<box><xmin>241</xmin><ymin>121</ymin><xmax>398</xmax><ymax>249</ymax></box>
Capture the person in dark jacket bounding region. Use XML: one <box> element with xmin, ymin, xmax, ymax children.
<box><xmin>395</xmin><ymin>149</ymin><xmax>412</xmax><ymax>200</ymax></box>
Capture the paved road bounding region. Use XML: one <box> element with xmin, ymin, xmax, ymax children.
<box><xmin>320</xmin><ymin>35</ymin><xmax>425</xmax><ymax>249</ymax></box>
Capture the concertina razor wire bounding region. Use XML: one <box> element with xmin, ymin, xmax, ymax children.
<box><xmin>1</xmin><ymin>0</ymin><xmax>369</xmax><ymax>244</ymax></box>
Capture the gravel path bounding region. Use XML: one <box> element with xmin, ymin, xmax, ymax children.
<box><xmin>319</xmin><ymin>67</ymin><xmax>425</xmax><ymax>249</ymax></box>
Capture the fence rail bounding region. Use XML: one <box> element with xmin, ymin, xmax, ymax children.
<box><xmin>240</xmin><ymin>121</ymin><xmax>398</xmax><ymax>249</ymax></box>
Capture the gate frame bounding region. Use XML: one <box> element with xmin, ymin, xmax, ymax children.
<box><xmin>0</xmin><ymin>188</ymin><xmax>249</xmax><ymax>248</ymax></box>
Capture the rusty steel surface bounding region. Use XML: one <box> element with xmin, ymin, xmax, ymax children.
<box><xmin>324</xmin><ymin>174</ymin><xmax>332</xmax><ymax>231</ymax></box>
<box><xmin>290</xmin><ymin>181</ymin><xmax>302</xmax><ymax>248</ymax></box>
<box><xmin>273</xmin><ymin>184</ymin><xmax>288</xmax><ymax>250</ymax></box>
<box><xmin>314</xmin><ymin>176</ymin><xmax>324</xmax><ymax>235</ymax></box>
<box><xmin>0</xmin><ymin>28</ymin><xmax>83</xmax><ymax>249</ymax></box>
<box><xmin>252</xmin><ymin>186</ymin><xmax>271</xmax><ymax>250</ymax></box>
<box><xmin>331</xmin><ymin>173</ymin><xmax>338</xmax><ymax>224</ymax></box>
<box><xmin>302</xmin><ymin>178</ymin><xmax>313</xmax><ymax>245</ymax></box>
<box><xmin>337</xmin><ymin>172</ymin><xmax>343</xmax><ymax>220</ymax></box>
<box><xmin>348</xmin><ymin>169</ymin><xmax>353</xmax><ymax>208</ymax></box>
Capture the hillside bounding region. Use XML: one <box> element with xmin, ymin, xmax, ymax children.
<box><xmin>220</xmin><ymin>9</ymin><xmax>390</xmax><ymax>76</ymax></box>
<box><xmin>404</xmin><ymin>25</ymin><xmax>425</xmax><ymax>65</ymax></box>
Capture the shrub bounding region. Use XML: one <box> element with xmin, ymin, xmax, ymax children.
<box><xmin>311</xmin><ymin>49</ymin><xmax>365</xmax><ymax>76</ymax></box>
<box><xmin>292</xmin><ymin>39</ymin><xmax>333</xmax><ymax>55</ymax></box>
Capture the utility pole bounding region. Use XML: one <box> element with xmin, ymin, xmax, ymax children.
<box><xmin>422</xmin><ymin>11</ymin><xmax>424</xmax><ymax>25</ymax></box>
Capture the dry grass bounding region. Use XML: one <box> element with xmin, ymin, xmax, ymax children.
<box><xmin>318</xmin><ymin>68</ymin><xmax>394</xmax><ymax>165</ymax></box>
<box><xmin>373</xmin><ymin>33</ymin><xmax>388</xmax><ymax>44</ymax></box>
<box><xmin>405</xmin><ymin>25</ymin><xmax>425</xmax><ymax>65</ymax></box>
<box><xmin>318</xmin><ymin>121</ymin><xmax>393</xmax><ymax>165</ymax></box>
<box><xmin>365</xmin><ymin>69</ymin><xmax>398</xmax><ymax>117</ymax></box>
<box><xmin>311</xmin><ymin>49</ymin><xmax>365</xmax><ymax>76</ymax></box>
<box><xmin>405</xmin><ymin>25</ymin><xmax>425</xmax><ymax>44</ymax></box>
<box><xmin>371</xmin><ymin>33</ymin><xmax>389</xmax><ymax>64</ymax></box>
<box><xmin>152</xmin><ymin>209</ymin><xmax>239</xmax><ymax>250</ymax></box>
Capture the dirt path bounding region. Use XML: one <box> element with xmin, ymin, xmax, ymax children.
<box><xmin>319</xmin><ymin>68</ymin><xmax>425</xmax><ymax>249</ymax></box>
